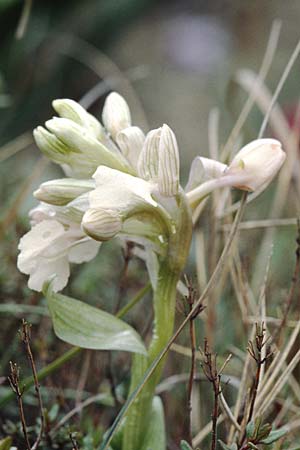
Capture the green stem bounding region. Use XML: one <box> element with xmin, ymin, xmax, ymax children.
<box><xmin>117</xmin><ymin>282</ymin><xmax>151</xmax><ymax>318</ymax></box>
<box><xmin>122</xmin><ymin>192</ymin><xmax>193</xmax><ymax>450</ymax></box>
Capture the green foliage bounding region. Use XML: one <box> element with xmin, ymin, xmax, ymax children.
<box><xmin>44</xmin><ymin>280</ymin><xmax>147</xmax><ymax>355</ymax></box>
<box><xmin>246</xmin><ymin>417</ymin><xmax>288</xmax><ymax>447</ymax></box>
<box><xmin>218</xmin><ymin>441</ymin><xmax>238</xmax><ymax>450</ymax></box>
<box><xmin>260</xmin><ymin>427</ymin><xmax>288</xmax><ymax>445</ymax></box>
<box><xmin>0</xmin><ymin>437</ymin><xmax>12</xmax><ymax>450</ymax></box>
<box><xmin>246</xmin><ymin>417</ymin><xmax>272</xmax><ymax>441</ymax></box>
<box><xmin>180</xmin><ymin>441</ymin><xmax>193</xmax><ymax>450</ymax></box>
<box><xmin>140</xmin><ymin>396</ymin><xmax>166</xmax><ymax>450</ymax></box>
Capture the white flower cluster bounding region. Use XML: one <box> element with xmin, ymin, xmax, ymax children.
<box><xmin>18</xmin><ymin>93</ymin><xmax>286</xmax><ymax>292</ymax></box>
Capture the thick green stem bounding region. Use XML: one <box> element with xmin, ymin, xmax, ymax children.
<box><xmin>122</xmin><ymin>193</ymin><xmax>192</xmax><ymax>450</ymax></box>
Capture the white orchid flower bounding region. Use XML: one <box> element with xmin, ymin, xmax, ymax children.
<box><xmin>82</xmin><ymin>166</ymin><xmax>172</xmax><ymax>251</ymax></box>
<box><xmin>17</xmin><ymin>201</ymin><xmax>100</xmax><ymax>292</ymax></box>
<box><xmin>186</xmin><ymin>139</ymin><xmax>286</xmax><ymax>207</ymax></box>
<box><xmin>225</xmin><ymin>138</ymin><xmax>286</xmax><ymax>191</ymax></box>
<box><xmin>185</xmin><ymin>156</ymin><xmax>228</xmax><ymax>192</ymax></box>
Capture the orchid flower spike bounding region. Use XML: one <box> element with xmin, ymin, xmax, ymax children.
<box><xmin>19</xmin><ymin>91</ymin><xmax>286</xmax><ymax>295</ymax></box>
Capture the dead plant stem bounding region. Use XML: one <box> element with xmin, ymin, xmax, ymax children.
<box><xmin>21</xmin><ymin>320</ymin><xmax>45</xmax><ymax>450</ymax></box>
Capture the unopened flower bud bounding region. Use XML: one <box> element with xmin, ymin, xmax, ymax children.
<box><xmin>102</xmin><ymin>92</ymin><xmax>131</xmax><ymax>139</ymax></box>
<box><xmin>34</xmin><ymin>179</ymin><xmax>95</xmax><ymax>206</ymax></box>
<box><xmin>52</xmin><ymin>98</ymin><xmax>104</xmax><ymax>139</ymax></box>
<box><xmin>116</xmin><ymin>126</ymin><xmax>145</xmax><ymax>169</ymax></box>
<box><xmin>226</xmin><ymin>138</ymin><xmax>286</xmax><ymax>191</ymax></box>
<box><xmin>40</xmin><ymin>117</ymin><xmax>132</xmax><ymax>177</ymax></box>
<box><xmin>82</xmin><ymin>208</ymin><xmax>122</xmax><ymax>241</ymax></box>
<box><xmin>33</xmin><ymin>126</ymin><xmax>69</xmax><ymax>165</ymax></box>
<box><xmin>158</xmin><ymin>124</ymin><xmax>180</xmax><ymax>196</ymax></box>
<box><xmin>137</xmin><ymin>128</ymin><xmax>161</xmax><ymax>181</ymax></box>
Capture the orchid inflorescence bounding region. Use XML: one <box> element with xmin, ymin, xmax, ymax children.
<box><xmin>16</xmin><ymin>92</ymin><xmax>286</xmax><ymax>450</ymax></box>
<box><xmin>18</xmin><ymin>92</ymin><xmax>285</xmax><ymax>293</ymax></box>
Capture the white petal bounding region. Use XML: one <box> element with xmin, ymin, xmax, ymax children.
<box><xmin>28</xmin><ymin>257</ymin><xmax>70</xmax><ymax>292</ymax></box>
<box><xmin>68</xmin><ymin>237</ymin><xmax>101</xmax><ymax>263</ymax></box>
<box><xmin>18</xmin><ymin>220</ymin><xmax>66</xmax><ymax>266</ymax></box>
<box><xmin>18</xmin><ymin>218</ymin><xmax>99</xmax><ymax>292</ymax></box>
<box><xmin>91</xmin><ymin>166</ymin><xmax>157</xmax><ymax>211</ymax></box>
<box><xmin>185</xmin><ymin>157</ymin><xmax>227</xmax><ymax>192</ymax></box>
<box><xmin>116</xmin><ymin>126</ymin><xmax>145</xmax><ymax>169</ymax></box>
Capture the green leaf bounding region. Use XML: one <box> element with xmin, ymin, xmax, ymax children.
<box><xmin>0</xmin><ymin>437</ymin><xmax>12</xmax><ymax>450</ymax></box>
<box><xmin>140</xmin><ymin>396</ymin><xmax>166</xmax><ymax>450</ymax></box>
<box><xmin>218</xmin><ymin>441</ymin><xmax>237</xmax><ymax>450</ymax></box>
<box><xmin>246</xmin><ymin>420</ymin><xmax>256</xmax><ymax>438</ymax></box>
<box><xmin>44</xmin><ymin>281</ymin><xmax>147</xmax><ymax>355</ymax></box>
<box><xmin>260</xmin><ymin>427</ymin><xmax>288</xmax><ymax>444</ymax></box>
<box><xmin>257</xmin><ymin>423</ymin><xmax>272</xmax><ymax>441</ymax></box>
<box><xmin>180</xmin><ymin>441</ymin><xmax>193</xmax><ymax>450</ymax></box>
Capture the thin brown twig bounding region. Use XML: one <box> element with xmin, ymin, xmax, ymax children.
<box><xmin>239</xmin><ymin>323</ymin><xmax>272</xmax><ymax>445</ymax></box>
<box><xmin>21</xmin><ymin>320</ymin><xmax>45</xmax><ymax>450</ymax></box>
<box><xmin>199</xmin><ymin>340</ymin><xmax>231</xmax><ymax>450</ymax></box>
<box><xmin>184</xmin><ymin>277</ymin><xmax>201</xmax><ymax>446</ymax></box>
<box><xmin>8</xmin><ymin>361</ymin><xmax>31</xmax><ymax>450</ymax></box>
<box><xmin>70</xmin><ymin>432</ymin><xmax>79</xmax><ymax>450</ymax></box>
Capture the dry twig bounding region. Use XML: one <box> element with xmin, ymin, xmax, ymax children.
<box><xmin>199</xmin><ymin>339</ymin><xmax>231</xmax><ymax>450</ymax></box>
<box><xmin>21</xmin><ymin>320</ymin><xmax>45</xmax><ymax>450</ymax></box>
<box><xmin>8</xmin><ymin>361</ymin><xmax>31</xmax><ymax>450</ymax></box>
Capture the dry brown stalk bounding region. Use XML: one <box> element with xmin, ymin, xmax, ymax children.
<box><xmin>70</xmin><ymin>432</ymin><xmax>79</xmax><ymax>450</ymax></box>
<box><xmin>199</xmin><ymin>339</ymin><xmax>231</xmax><ymax>450</ymax></box>
<box><xmin>238</xmin><ymin>323</ymin><xmax>273</xmax><ymax>446</ymax></box>
<box><xmin>8</xmin><ymin>361</ymin><xmax>31</xmax><ymax>450</ymax></box>
<box><xmin>185</xmin><ymin>277</ymin><xmax>199</xmax><ymax>446</ymax></box>
<box><xmin>21</xmin><ymin>320</ymin><xmax>45</xmax><ymax>450</ymax></box>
